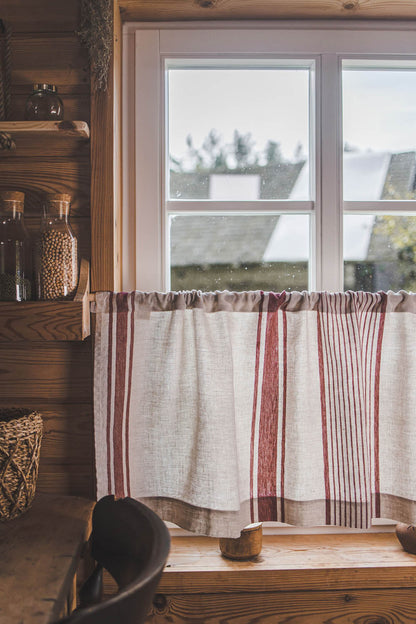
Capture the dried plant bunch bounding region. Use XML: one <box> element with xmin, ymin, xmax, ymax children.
<box><xmin>78</xmin><ymin>0</ymin><xmax>112</xmax><ymax>92</ymax></box>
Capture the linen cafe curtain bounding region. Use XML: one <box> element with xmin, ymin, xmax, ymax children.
<box><xmin>94</xmin><ymin>290</ymin><xmax>416</xmax><ymax>537</ymax></box>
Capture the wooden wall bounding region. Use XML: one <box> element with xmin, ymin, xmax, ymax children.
<box><xmin>1</xmin><ymin>0</ymin><xmax>94</xmax><ymax>499</ymax></box>
<box><xmin>1</xmin><ymin>0</ymin><xmax>414</xmax><ymax>508</ymax></box>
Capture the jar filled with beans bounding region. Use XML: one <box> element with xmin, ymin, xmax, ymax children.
<box><xmin>36</xmin><ymin>194</ymin><xmax>78</xmax><ymax>300</ymax></box>
<box><xmin>0</xmin><ymin>191</ymin><xmax>33</xmax><ymax>301</ymax></box>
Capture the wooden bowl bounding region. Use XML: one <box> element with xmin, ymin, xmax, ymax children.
<box><xmin>395</xmin><ymin>523</ymin><xmax>416</xmax><ymax>554</ymax></box>
<box><xmin>219</xmin><ymin>523</ymin><xmax>263</xmax><ymax>560</ymax></box>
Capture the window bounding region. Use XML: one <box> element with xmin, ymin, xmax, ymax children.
<box><xmin>168</xmin><ymin>59</ymin><xmax>313</xmax><ymax>292</ymax></box>
<box><xmin>123</xmin><ymin>22</ymin><xmax>416</xmax><ymax>294</ymax></box>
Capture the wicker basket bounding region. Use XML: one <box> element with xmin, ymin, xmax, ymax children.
<box><xmin>0</xmin><ymin>409</ymin><xmax>43</xmax><ymax>521</ymax></box>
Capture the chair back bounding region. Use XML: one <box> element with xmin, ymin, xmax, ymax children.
<box><xmin>56</xmin><ymin>496</ymin><xmax>170</xmax><ymax>624</ymax></box>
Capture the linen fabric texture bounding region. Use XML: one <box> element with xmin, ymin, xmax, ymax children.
<box><xmin>94</xmin><ymin>290</ymin><xmax>416</xmax><ymax>537</ymax></box>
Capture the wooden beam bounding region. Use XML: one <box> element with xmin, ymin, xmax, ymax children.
<box><xmin>118</xmin><ymin>0</ymin><xmax>416</xmax><ymax>21</ymax></box>
<box><xmin>90</xmin><ymin>0</ymin><xmax>122</xmax><ymax>292</ymax></box>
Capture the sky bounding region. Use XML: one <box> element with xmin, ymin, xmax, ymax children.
<box><xmin>168</xmin><ymin>66</ymin><xmax>416</xmax><ymax>167</ymax></box>
<box><xmin>168</xmin><ymin>68</ymin><xmax>310</xmax><ymax>165</ymax></box>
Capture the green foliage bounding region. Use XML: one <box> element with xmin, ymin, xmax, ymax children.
<box><xmin>373</xmin><ymin>215</ymin><xmax>416</xmax><ymax>290</ymax></box>
<box><xmin>374</xmin><ymin>216</ymin><xmax>416</xmax><ymax>262</ymax></box>
<box><xmin>171</xmin><ymin>129</ymin><xmax>290</xmax><ymax>173</ymax></box>
<box><xmin>232</xmin><ymin>130</ymin><xmax>257</xmax><ymax>168</ymax></box>
<box><xmin>265</xmin><ymin>140</ymin><xmax>284</xmax><ymax>165</ymax></box>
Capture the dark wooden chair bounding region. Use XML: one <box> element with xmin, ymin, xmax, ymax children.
<box><xmin>55</xmin><ymin>495</ymin><xmax>170</xmax><ymax>624</ymax></box>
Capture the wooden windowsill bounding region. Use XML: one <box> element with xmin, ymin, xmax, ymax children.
<box><xmin>155</xmin><ymin>534</ymin><xmax>416</xmax><ymax>594</ymax></box>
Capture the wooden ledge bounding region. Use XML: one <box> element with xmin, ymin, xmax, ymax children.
<box><xmin>0</xmin><ymin>121</ymin><xmax>90</xmax><ymax>157</ymax></box>
<box><xmin>0</xmin><ymin>120</ymin><xmax>89</xmax><ymax>137</ymax></box>
<box><xmin>155</xmin><ymin>534</ymin><xmax>416</xmax><ymax>594</ymax></box>
<box><xmin>0</xmin><ymin>259</ymin><xmax>91</xmax><ymax>341</ymax></box>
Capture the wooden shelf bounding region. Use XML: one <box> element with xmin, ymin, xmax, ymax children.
<box><xmin>0</xmin><ymin>121</ymin><xmax>90</xmax><ymax>152</ymax></box>
<box><xmin>0</xmin><ymin>259</ymin><xmax>91</xmax><ymax>341</ymax></box>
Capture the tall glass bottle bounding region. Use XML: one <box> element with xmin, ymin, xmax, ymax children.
<box><xmin>36</xmin><ymin>194</ymin><xmax>78</xmax><ymax>300</ymax></box>
<box><xmin>0</xmin><ymin>191</ymin><xmax>32</xmax><ymax>301</ymax></box>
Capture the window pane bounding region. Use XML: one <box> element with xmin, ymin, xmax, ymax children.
<box><xmin>168</xmin><ymin>65</ymin><xmax>311</xmax><ymax>200</ymax></box>
<box><xmin>170</xmin><ymin>214</ymin><xmax>309</xmax><ymax>292</ymax></box>
<box><xmin>343</xmin><ymin>62</ymin><xmax>416</xmax><ymax>200</ymax></box>
<box><xmin>344</xmin><ymin>214</ymin><xmax>416</xmax><ymax>291</ymax></box>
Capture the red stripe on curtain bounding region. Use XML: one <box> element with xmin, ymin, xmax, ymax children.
<box><xmin>330</xmin><ymin>294</ymin><xmax>347</xmax><ymax>525</ymax></box>
<box><xmin>250</xmin><ymin>292</ymin><xmax>264</xmax><ymax>523</ymax></box>
<box><xmin>106</xmin><ymin>292</ymin><xmax>114</xmax><ymax>493</ymax></box>
<box><xmin>353</xmin><ymin>292</ymin><xmax>370</xmax><ymax>527</ymax></box>
<box><xmin>374</xmin><ymin>292</ymin><xmax>387</xmax><ymax>517</ymax></box>
<box><xmin>336</xmin><ymin>296</ymin><xmax>355</xmax><ymax>526</ymax></box>
<box><xmin>361</xmin><ymin>294</ymin><xmax>373</xmax><ymax>525</ymax></box>
<box><xmin>359</xmin><ymin>292</ymin><xmax>375</xmax><ymax>527</ymax></box>
<box><xmin>317</xmin><ymin>306</ymin><xmax>332</xmax><ymax>525</ymax></box>
<box><xmin>333</xmin><ymin>294</ymin><xmax>351</xmax><ymax>526</ymax></box>
<box><xmin>124</xmin><ymin>292</ymin><xmax>135</xmax><ymax>497</ymax></box>
<box><xmin>343</xmin><ymin>297</ymin><xmax>361</xmax><ymax>528</ymax></box>
<box><xmin>113</xmin><ymin>293</ymin><xmax>129</xmax><ymax>498</ymax></box>
<box><xmin>257</xmin><ymin>292</ymin><xmax>286</xmax><ymax>522</ymax></box>
<box><xmin>280</xmin><ymin>308</ymin><xmax>288</xmax><ymax>523</ymax></box>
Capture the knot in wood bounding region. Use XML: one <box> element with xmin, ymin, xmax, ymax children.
<box><xmin>194</xmin><ymin>0</ymin><xmax>218</xmax><ymax>8</ymax></box>
<box><xmin>343</xmin><ymin>0</ymin><xmax>359</xmax><ymax>9</ymax></box>
<box><xmin>152</xmin><ymin>593</ymin><xmax>169</xmax><ymax>614</ymax></box>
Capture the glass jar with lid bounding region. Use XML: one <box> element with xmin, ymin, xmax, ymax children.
<box><xmin>36</xmin><ymin>194</ymin><xmax>78</xmax><ymax>300</ymax></box>
<box><xmin>0</xmin><ymin>191</ymin><xmax>33</xmax><ymax>301</ymax></box>
<box><xmin>24</xmin><ymin>84</ymin><xmax>64</xmax><ymax>121</ymax></box>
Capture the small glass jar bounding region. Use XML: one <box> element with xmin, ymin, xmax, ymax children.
<box><xmin>36</xmin><ymin>194</ymin><xmax>78</xmax><ymax>300</ymax></box>
<box><xmin>0</xmin><ymin>191</ymin><xmax>33</xmax><ymax>301</ymax></box>
<box><xmin>24</xmin><ymin>84</ymin><xmax>64</xmax><ymax>121</ymax></box>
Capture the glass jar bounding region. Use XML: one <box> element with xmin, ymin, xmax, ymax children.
<box><xmin>0</xmin><ymin>191</ymin><xmax>33</xmax><ymax>301</ymax></box>
<box><xmin>36</xmin><ymin>194</ymin><xmax>78</xmax><ymax>300</ymax></box>
<box><xmin>24</xmin><ymin>84</ymin><xmax>64</xmax><ymax>121</ymax></box>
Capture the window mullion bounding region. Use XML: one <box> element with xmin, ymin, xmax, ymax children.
<box><xmin>319</xmin><ymin>53</ymin><xmax>343</xmax><ymax>292</ymax></box>
<box><xmin>344</xmin><ymin>201</ymin><xmax>416</xmax><ymax>213</ymax></box>
<box><xmin>134</xmin><ymin>30</ymin><xmax>164</xmax><ymax>292</ymax></box>
<box><xmin>166</xmin><ymin>201</ymin><xmax>314</xmax><ymax>213</ymax></box>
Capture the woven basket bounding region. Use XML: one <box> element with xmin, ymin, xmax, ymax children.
<box><xmin>0</xmin><ymin>409</ymin><xmax>43</xmax><ymax>521</ymax></box>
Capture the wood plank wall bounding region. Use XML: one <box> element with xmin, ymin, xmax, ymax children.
<box><xmin>1</xmin><ymin>0</ymin><xmax>94</xmax><ymax>498</ymax></box>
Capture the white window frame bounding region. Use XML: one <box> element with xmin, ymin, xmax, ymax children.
<box><xmin>123</xmin><ymin>21</ymin><xmax>416</xmax><ymax>534</ymax></box>
<box><xmin>123</xmin><ymin>20</ymin><xmax>416</xmax><ymax>295</ymax></box>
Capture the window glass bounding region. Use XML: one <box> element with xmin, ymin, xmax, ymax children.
<box><xmin>343</xmin><ymin>62</ymin><xmax>416</xmax><ymax>201</ymax></box>
<box><xmin>168</xmin><ymin>66</ymin><xmax>311</xmax><ymax>201</ymax></box>
<box><xmin>170</xmin><ymin>214</ymin><xmax>310</xmax><ymax>292</ymax></box>
<box><xmin>344</xmin><ymin>214</ymin><xmax>416</xmax><ymax>291</ymax></box>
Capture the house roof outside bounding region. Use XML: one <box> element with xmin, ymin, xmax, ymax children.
<box><xmin>170</xmin><ymin>151</ymin><xmax>416</xmax><ymax>267</ymax></box>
